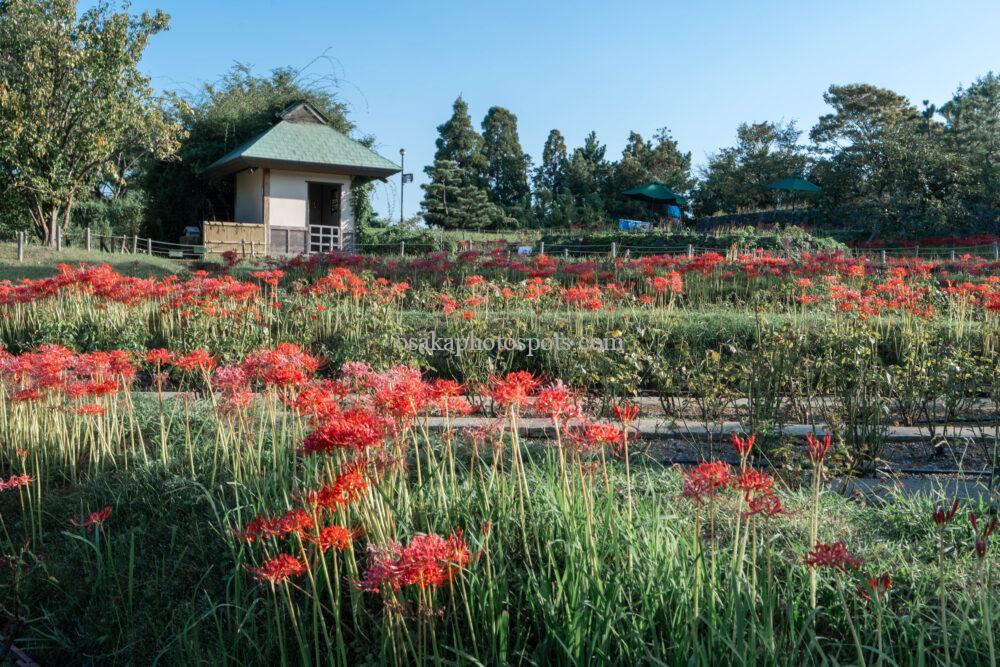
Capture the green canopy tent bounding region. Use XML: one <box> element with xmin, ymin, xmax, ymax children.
<box><xmin>766</xmin><ymin>177</ymin><xmax>820</xmax><ymax>212</ymax></box>
<box><xmin>766</xmin><ymin>177</ymin><xmax>821</xmax><ymax>194</ymax></box>
<box><xmin>622</xmin><ymin>182</ymin><xmax>687</xmax><ymax>229</ymax></box>
<box><xmin>622</xmin><ymin>182</ymin><xmax>687</xmax><ymax>206</ymax></box>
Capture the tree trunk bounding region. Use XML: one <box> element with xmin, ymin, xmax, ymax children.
<box><xmin>29</xmin><ymin>204</ymin><xmax>50</xmax><ymax>245</ymax></box>
<box><xmin>48</xmin><ymin>206</ymin><xmax>60</xmax><ymax>247</ymax></box>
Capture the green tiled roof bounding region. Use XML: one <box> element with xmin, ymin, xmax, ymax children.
<box><xmin>204</xmin><ymin>120</ymin><xmax>401</xmax><ymax>178</ymax></box>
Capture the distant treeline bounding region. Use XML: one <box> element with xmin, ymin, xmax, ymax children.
<box><xmin>420</xmin><ymin>78</ymin><xmax>1000</xmax><ymax>239</ymax></box>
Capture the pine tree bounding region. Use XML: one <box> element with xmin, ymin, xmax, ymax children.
<box><xmin>421</xmin><ymin>159</ymin><xmax>463</xmax><ymax>229</ymax></box>
<box><xmin>481</xmin><ymin>106</ymin><xmax>530</xmax><ymax>213</ymax></box>
<box><xmin>421</xmin><ymin>97</ymin><xmax>513</xmax><ymax>229</ymax></box>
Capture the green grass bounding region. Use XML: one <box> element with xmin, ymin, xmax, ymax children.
<box><xmin>0</xmin><ymin>241</ymin><xmax>189</xmax><ymax>280</ymax></box>
<box><xmin>1</xmin><ymin>393</ymin><xmax>996</xmax><ymax>665</ymax></box>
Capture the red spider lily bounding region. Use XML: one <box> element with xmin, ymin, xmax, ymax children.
<box><xmin>0</xmin><ymin>474</ymin><xmax>34</xmax><ymax>492</ymax></box>
<box><xmin>857</xmin><ymin>573</ymin><xmax>892</xmax><ymax>602</ymax></box>
<box><xmin>145</xmin><ymin>349</ymin><xmax>173</xmax><ymax>366</ymax></box>
<box><xmin>932</xmin><ymin>499</ymin><xmax>960</xmax><ymax>525</ymax></box>
<box><xmin>305</xmin><ymin>464</ymin><xmax>371</xmax><ymax>509</ymax></box>
<box><xmin>74</xmin><ymin>403</ymin><xmax>105</xmax><ymax>416</ymax></box>
<box><xmin>682</xmin><ymin>460</ymin><xmax>733</xmax><ymax>505</ymax></box>
<box><xmin>489</xmin><ymin>371</ymin><xmax>540</xmax><ymax>409</ymax></box>
<box><xmin>250</xmin><ymin>269</ymin><xmax>284</xmax><ymax>286</ymax></box>
<box><xmin>744</xmin><ymin>493</ymin><xmax>785</xmax><ymax>519</ymax></box>
<box><xmin>647</xmin><ymin>271</ymin><xmax>683</xmax><ymax>294</ymax></box>
<box><xmin>174</xmin><ymin>349</ymin><xmax>216</xmax><ymax>373</ymax></box>
<box><xmin>211</xmin><ymin>366</ymin><xmax>248</xmax><ymax>393</ymax></box>
<box><xmin>245</xmin><ymin>554</ymin><xmax>305</xmax><ymax>584</ymax></box>
<box><xmin>241</xmin><ymin>343</ymin><xmax>321</xmax><ymax>388</ymax></box>
<box><xmin>612</xmin><ymin>401</ymin><xmax>639</xmax><ymax>425</ymax></box>
<box><xmin>568</xmin><ymin>421</ymin><xmax>622</xmax><ymax>454</ymax></box>
<box><xmin>736</xmin><ymin>468</ymin><xmax>774</xmax><ymax>498</ymax></box>
<box><xmin>302</xmin><ymin>408</ymin><xmax>387</xmax><ymax>455</ymax></box>
<box><xmin>72</xmin><ymin>507</ymin><xmax>112</xmax><ymax>531</ymax></box>
<box><xmin>730</xmin><ymin>432</ymin><xmax>756</xmax><ymax>458</ymax></box>
<box><xmin>286</xmin><ymin>380</ymin><xmax>347</xmax><ymax>421</ymax></box>
<box><xmin>805</xmin><ymin>433</ymin><xmax>833</xmax><ymax>464</ymax></box>
<box><xmin>307</xmin><ymin>524</ymin><xmax>358</xmax><ymax>552</ymax></box>
<box><xmin>805</xmin><ymin>541</ymin><xmax>863</xmax><ymax>572</ymax></box>
<box><xmin>237</xmin><ymin>508</ymin><xmax>316</xmax><ymax>542</ymax></box>
<box><xmin>373</xmin><ymin>369</ymin><xmax>433</xmax><ymax>420</ymax></box>
<box><xmin>430</xmin><ymin>380</ymin><xmax>473</xmax><ymax>416</ymax></box>
<box><xmin>535</xmin><ymin>381</ymin><xmax>581</xmax><ymax>425</ymax></box>
<box><xmin>360</xmin><ymin>530</ymin><xmax>472</xmax><ymax>593</ymax></box>
<box><xmin>969</xmin><ymin>513</ymin><xmax>998</xmax><ymax>559</ymax></box>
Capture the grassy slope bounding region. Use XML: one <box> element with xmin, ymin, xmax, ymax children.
<box><xmin>0</xmin><ymin>241</ymin><xmax>188</xmax><ymax>280</ymax></box>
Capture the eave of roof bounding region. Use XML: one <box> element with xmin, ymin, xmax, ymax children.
<box><xmin>203</xmin><ymin>119</ymin><xmax>401</xmax><ymax>180</ymax></box>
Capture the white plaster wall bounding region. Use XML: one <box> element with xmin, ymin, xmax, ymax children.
<box><xmin>268</xmin><ymin>170</ymin><xmax>353</xmax><ymax>233</ymax></box>
<box><xmin>234</xmin><ymin>169</ymin><xmax>263</xmax><ymax>223</ymax></box>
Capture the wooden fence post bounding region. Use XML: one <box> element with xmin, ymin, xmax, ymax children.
<box><xmin>950</xmin><ymin>248</ymin><xmax>956</xmax><ymax>261</ymax></box>
<box><xmin>881</xmin><ymin>249</ymin><xmax>887</xmax><ymax>263</ymax></box>
<box><xmin>914</xmin><ymin>245</ymin><xmax>919</xmax><ymax>258</ymax></box>
<box><xmin>610</xmin><ymin>242</ymin><xmax>617</xmax><ymax>259</ymax></box>
<box><xmin>400</xmin><ymin>241</ymin><xmax>405</xmax><ymax>257</ymax></box>
<box><xmin>687</xmin><ymin>244</ymin><xmax>694</xmax><ymax>258</ymax></box>
<box><xmin>17</xmin><ymin>231</ymin><xmax>24</xmax><ymax>261</ymax></box>
<box><xmin>539</xmin><ymin>241</ymin><xmax>545</xmax><ymax>255</ymax></box>
<box><xmin>86</xmin><ymin>227</ymin><xmax>92</xmax><ymax>251</ymax></box>
<box><xmin>250</xmin><ymin>240</ymin><xmax>256</xmax><ymax>258</ymax></box>
<box><xmin>132</xmin><ymin>235</ymin><xmax>138</xmax><ymax>253</ymax></box>
<box><xmin>241</xmin><ymin>239</ymin><xmax>246</xmax><ymax>257</ymax></box>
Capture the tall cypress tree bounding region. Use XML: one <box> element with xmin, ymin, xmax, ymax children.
<box><xmin>533</xmin><ymin>129</ymin><xmax>569</xmax><ymax>223</ymax></box>
<box><xmin>564</xmin><ymin>131</ymin><xmax>610</xmax><ymax>222</ymax></box>
<box><xmin>481</xmin><ymin>106</ymin><xmax>530</xmax><ymax>213</ymax></box>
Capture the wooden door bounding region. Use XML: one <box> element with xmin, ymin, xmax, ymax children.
<box><xmin>321</xmin><ymin>184</ymin><xmax>342</xmax><ymax>227</ymax></box>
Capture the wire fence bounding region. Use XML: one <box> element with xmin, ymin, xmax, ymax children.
<box><xmin>8</xmin><ymin>228</ymin><xmax>1000</xmax><ymax>265</ymax></box>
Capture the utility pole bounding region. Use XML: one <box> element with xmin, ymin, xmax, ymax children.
<box><xmin>399</xmin><ymin>148</ymin><xmax>405</xmax><ymax>226</ymax></box>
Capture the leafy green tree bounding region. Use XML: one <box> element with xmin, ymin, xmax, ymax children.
<box><xmin>143</xmin><ymin>63</ymin><xmax>353</xmax><ymax>240</ymax></box>
<box><xmin>693</xmin><ymin>121</ymin><xmax>809</xmax><ymax>216</ymax></box>
<box><xmin>481</xmin><ymin>106</ymin><xmax>531</xmax><ymax>213</ymax></box>
<box><xmin>809</xmin><ymin>84</ymin><xmax>919</xmax><ymax>210</ymax></box>
<box><xmin>810</xmin><ymin>84</ymin><xmax>960</xmax><ymax>236</ymax></box>
<box><xmin>939</xmin><ymin>73</ymin><xmax>1000</xmax><ymax>218</ymax></box>
<box><xmin>0</xmin><ymin>0</ymin><xmax>182</xmax><ymax>244</ymax></box>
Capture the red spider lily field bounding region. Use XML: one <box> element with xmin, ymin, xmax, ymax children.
<box><xmin>1</xmin><ymin>248</ymin><xmax>998</xmax><ymax>665</ymax></box>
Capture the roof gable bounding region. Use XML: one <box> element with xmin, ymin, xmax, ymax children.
<box><xmin>278</xmin><ymin>102</ymin><xmax>328</xmax><ymax>124</ymax></box>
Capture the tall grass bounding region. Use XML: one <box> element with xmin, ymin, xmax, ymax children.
<box><xmin>0</xmin><ymin>378</ymin><xmax>996</xmax><ymax>665</ymax></box>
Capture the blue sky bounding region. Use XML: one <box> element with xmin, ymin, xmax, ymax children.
<box><xmin>106</xmin><ymin>0</ymin><xmax>999</xmax><ymax>219</ymax></box>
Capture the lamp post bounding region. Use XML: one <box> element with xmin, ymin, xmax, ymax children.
<box><xmin>399</xmin><ymin>148</ymin><xmax>405</xmax><ymax>226</ymax></box>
